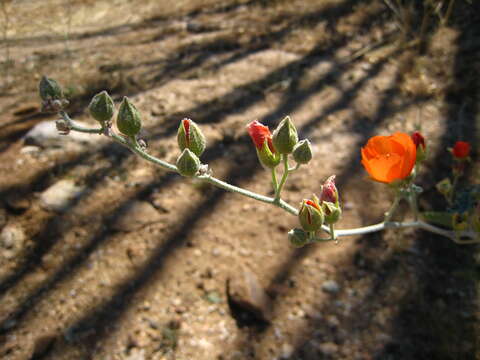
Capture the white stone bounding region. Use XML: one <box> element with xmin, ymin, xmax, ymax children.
<box><xmin>40</xmin><ymin>179</ymin><xmax>85</xmax><ymax>212</ymax></box>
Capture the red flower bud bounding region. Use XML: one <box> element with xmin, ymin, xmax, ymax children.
<box><xmin>247</xmin><ymin>120</ymin><xmax>275</xmax><ymax>153</ymax></box>
<box><xmin>452</xmin><ymin>141</ymin><xmax>470</xmax><ymax>159</ymax></box>
<box><xmin>298</xmin><ymin>195</ymin><xmax>324</xmax><ymax>232</ymax></box>
<box><xmin>411</xmin><ymin>132</ymin><xmax>425</xmax><ymax>150</ymax></box>
<box><xmin>320</xmin><ymin>175</ymin><xmax>338</xmax><ymax>204</ymax></box>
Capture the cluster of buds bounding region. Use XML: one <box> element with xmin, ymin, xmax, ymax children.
<box><xmin>88</xmin><ymin>90</ymin><xmax>142</xmax><ymax>138</ymax></box>
<box><xmin>246</xmin><ymin>117</ymin><xmax>312</xmax><ymax>168</ymax></box>
<box><xmin>39</xmin><ymin>76</ymin><xmax>69</xmax><ymax>113</ymax></box>
<box><xmin>290</xmin><ymin>176</ymin><xmax>342</xmax><ymax>247</ymax></box>
<box><xmin>176</xmin><ymin>118</ymin><xmax>206</xmax><ymax>177</ymax></box>
<box><xmin>436</xmin><ymin>140</ymin><xmax>472</xmax><ymax>202</ymax></box>
<box><xmin>88</xmin><ymin>89</ymin><xmax>209</xmax><ymax>179</ymax></box>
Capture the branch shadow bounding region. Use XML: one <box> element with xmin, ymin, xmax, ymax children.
<box><xmin>0</xmin><ymin>1</ymin><xmax>435</xmax><ymax>359</ymax></box>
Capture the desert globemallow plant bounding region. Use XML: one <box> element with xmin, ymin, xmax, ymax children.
<box><xmin>38</xmin><ymin>77</ymin><xmax>479</xmax><ymax>246</ymax></box>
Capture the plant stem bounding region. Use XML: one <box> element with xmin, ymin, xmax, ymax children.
<box><xmin>198</xmin><ymin>174</ymin><xmax>298</xmax><ymax>215</ymax></box>
<box><xmin>275</xmin><ymin>154</ymin><xmax>289</xmax><ymax>201</ymax></box>
<box><xmin>57</xmin><ymin>110</ymin><xmax>479</xmax><ymax>243</ymax></box>
<box><xmin>448</xmin><ymin>173</ymin><xmax>459</xmax><ymax>205</ymax></box>
<box><xmin>408</xmin><ymin>187</ymin><xmax>419</xmax><ymax>221</ymax></box>
<box><xmin>271</xmin><ymin>167</ymin><xmax>278</xmax><ymax>193</ymax></box>
<box><xmin>384</xmin><ymin>192</ymin><xmax>401</xmax><ymax>222</ymax></box>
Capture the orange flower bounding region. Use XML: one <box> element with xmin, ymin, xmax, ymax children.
<box><xmin>361</xmin><ymin>132</ymin><xmax>417</xmax><ymax>184</ymax></box>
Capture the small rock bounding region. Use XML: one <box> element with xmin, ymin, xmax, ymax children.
<box><xmin>322</xmin><ymin>280</ymin><xmax>340</xmax><ymax>294</ymax></box>
<box><xmin>31</xmin><ymin>334</ymin><xmax>56</xmax><ymax>358</ymax></box>
<box><xmin>40</xmin><ymin>180</ymin><xmax>85</xmax><ymax>212</ymax></box>
<box><xmin>125</xmin><ymin>348</ymin><xmax>145</xmax><ymax>360</ymax></box>
<box><xmin>20</xmin><ymin>145</ymin><xmax>41</xmax><ymax>155</ymax></box>
<box><xmin>280</xmin><ymin>343</ymin><xmax>294</xmax><ymax>358</ymax></box>
<box><xmin>318</xmin><ymin>342</ymin><xmax>338</xmax><ymax>356</ymax></box>
<box><xmin>111</xmin><ymin>201</ymin><xmax>162</xmax><ymax>232</ymax></box>
<box><xmin>0</xmin><ymin>224</ymin><xmax>26</xmax><ymax>250</ymax></box>
<box><xmin>23</xmin><ymin>121</ymin><xmax>101</xmax><ymax>148</ymax></box>
<box><xmin>227</xmin><ymin>267</ymin><xmax>272</xmax><ymax>323</ymax></box>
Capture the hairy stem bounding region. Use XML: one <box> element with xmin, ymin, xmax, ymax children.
<box><xmin>275</xmin><ymin>154</ymin><xmax>289</xmax><ymax>201</ymax></box>
<box><xmin>57</xmin><ymin>110</ymin><xmax>479</xmax><ymax>243</ymax></box>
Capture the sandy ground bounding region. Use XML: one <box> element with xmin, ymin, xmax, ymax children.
<box><xmin>0</xmin><ymin>0</ymin><xmax>479</xmax><ymax>359</ymax></box>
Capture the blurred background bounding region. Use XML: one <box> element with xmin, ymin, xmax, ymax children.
<box><xmin>0</xmin><ymin>0</ymin><xmax>479</xmax><ymax>359</ymax></box>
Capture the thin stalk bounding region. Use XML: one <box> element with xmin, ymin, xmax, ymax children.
<box><xmin>198</xmin><ymin>174</ymin><xmax>298</xmax><ymax>215</ymax></box>
<box><xmin>275</xmin><ymin>154</ymin><xmax>289</xmax><ymax>201</ymax></box>
<box><xmin>58</xmin><ymin>110</ymin><xmax>479</xmax><ymax>243</ymax></box>
<box><xmin>384</xmin><ymin>193</ymin><xmax>401</xmax><ymax>222</ymax></box>
<box><xmin>448</xmin><ymin>173</ymin><xmax>459</xmax><ymax>205</ymax></box>
<box><xmin>288</xmin><ymin>163</ymin><xmax>300</xmax><ymax>172</ymax></box>
<box><xmin>408</xmin><ymin>189</ymin><xmax>419</xmax><ymax>221</ymax></box>
<box><xmin>271</xmin><ymin>167</ymin><xmax>278</xmax><ymax>193</ymax></box>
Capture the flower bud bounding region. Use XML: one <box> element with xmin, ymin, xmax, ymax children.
<box><xmin>411</xmin><ymin>131</ymin><xmax>427</xmax><ymax>163</ymax></box>
<box><xmin>298</xmin><ymin>195</ymin><xmax>324</xmax><ymax>232</ymax></box>
<box><xmin>176</xmin><ymin>148</ymin><xmax>200</xmax><ymax>177</ymax></box>
<box><xmin>89</xmin><ymin>91</ymin><xmax>115</xmax><ymax>125</ymax></box>
<box><xmin>177</xmin><ymin>118</ymin><xmax>206</xmax><ymax>157</ymax></box>
<box><xmin>288</xmin><ymin>228</ymin><xmax>309</xmax><ymax>248</ymax></box>
<box><xmin>322</xmin><ymin>201</ymin><xmax>342</xmax><ymax>225</ymax></box>
<box><xmin>117</xmin><ymin>97</ymin><xmax>142</xmax><ymax>137</ymax></box>
<box><xmin>451</xmin><ymin>141</ymin><xmax>470</xmax><ymax>160</ymax></box>
<box><xmin>292</xmin><ymin>139</ymin><xmax>313</xmax><ymax>164</ymax></box>
<box><xmin>39</xmin><ymin>76</ymin><xmax>63</xmax><ymax>101</ymax></box>
<box><xmin>436</xmin><ymin>178</ymin><xmax>452</xmax><ymax>197</ymax></box>
<box><xmin>247</xmin><ymin>120</ymin><xmax>281</xmax><ymax>168</ymax></box>
<box><xmin>272</xmin><ymin>116</ymin><xmax>298</xmax><ymax>154</ymax></box>
<box><xmin>320</xmin><ymin>175</ymin><xmax>339</xmax><ymax>204</ymax></box>
<box><xmin>257</xmin><ymin>138</ymin><xmax>281</xmax><ymax>168</ymax></box>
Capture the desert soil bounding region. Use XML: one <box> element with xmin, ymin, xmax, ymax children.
<box><xmin>0</xmin><ymin>0</ymin><xmax>479</xmax><ymax>359</ymax></box>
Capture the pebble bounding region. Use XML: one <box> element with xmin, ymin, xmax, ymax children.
<box><xmin>20</xmin><ymin>145</ymin><xmax>41</xmax><ymax>154</ymax></box>
<box><xmin>280</xmin><ymin>343</ymin><xmax>294</xmax><ymax>358</ymax></box>
<box><xmin>23</xmin><ymin>120</ymin><xmax>100</xmax><ymax>148</ymax></box>
<box><xmin>0</xmin><ymin>224</ymin><xmax>26</xmax><ymax>250</ymax></box>
<box><xmin>125</xmin><ymin>348</ymin><xmax>145</xmax><ymax>360</ymax></box>
<box><xmin>227</xmin><ymin>267</ymin><xmax>272</xmax><ymax>322</ymax></box>
<box><xmin>318</xmin><ymin>342</ymin><xmax>338</xmax><ymax>356</ymax></box>
<box><xmin>39</xmin><ymin>179</ymin><xmax>85</xmax><ymax>212</ymax></box>
<box><xmin>322</xmin><ymin>280</ymin><xmax>340</xmax><ymax>294</ymax></box>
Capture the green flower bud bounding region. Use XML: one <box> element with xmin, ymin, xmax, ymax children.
<box><xmin>292</xmin><ymin>139</ymin><xmax>313</xmax><ymax>164</ymax></box>
<box><xmin>117</xmin><ymin>97</ymin><xmax>142</xmax><ymax>137</ymax></box>
<box><xmin>89</xmin><ymin>91</ymin><xmax>115</xmax><ymax>125</ymax></box>
<box><xmin>176</xmin><ymin>149</ymin><xmax>200</xmax><ymax>177</ymax></box>
<box><xmin>322</xmin><ymin>201</ymin><xmax>342</xmax><ymax>225</ymax></box>
<box><xmin>298</xmin><ymin>195</ymin><xmax>324</xmax><ymax>232</ymax></box>
<box><xmin>257</xmin><ymin>138</ymin><xmax>281</xmax><ymax>168</ymax></box>
<box><xmin>288</xmin><ymin>228</ymin><xmax>309</xmax><ymax>248</ymax></box>
<box><xmin>39</xmin><ymin>76</ymin><xmax>63</xmax><ymax>101</ymax></box>
<box><xmin>436</xmin><ymin>178</ymin><xmax>452</xmax><ymax>197</ymax></box>
<box><xmin>177</xmin><ymin>118</ymin><xmax>206</xmax><ymax>157</ymax></box>
<box><xmin>272</xmin><ymin>116</ymin><xmax>298</xmax><ymax>154</ymax></box>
